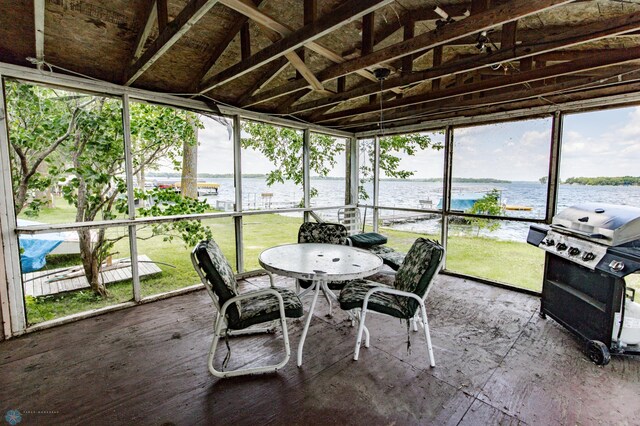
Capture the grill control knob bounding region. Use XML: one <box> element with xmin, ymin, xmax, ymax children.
<box><xmin>582</xmin><ymin>252</ymin><xmax>595</xmax><ymax>261</ymax></box>
<box><xmin>543</xmin><ymin>238</ymin><xmax>555</xmax><ymax>246</ymax></box>
<box><xmin>568</xmin><ymin>247</ymin><xmax>581</xmax><ymax>256</ymax></box>
<box><xmin>556</xmin><ymin>243</ymin><xmax>567</xmax><ymax>251</ymax></box>
<box><xmin>609</xmin><ymin>260</ymin><xmax>625</xmax><ymax>272</ymax></box>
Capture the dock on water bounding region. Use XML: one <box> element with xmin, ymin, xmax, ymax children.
<box><xmin>22</xmin><ymin>255</ymin><xmax>162</xmax><ymax>297</ymax></box>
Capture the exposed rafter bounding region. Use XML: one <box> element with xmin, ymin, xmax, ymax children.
<box><xmin>286</xmin><ymin>10</ymin><xmax>640</xmax><ymax>116</ymax></box>
<box><xmin>242</xmin><ymin>0</ymin><xmax>574</xmax><ymax>107</ymax></box>
<box><xmin>315</xmin><ymin>47</ymin><xmax>640</xmax><ymax>124</ymax></box>
<box><xmin>131</xmin><ymin>1</ymin><xmax>158</xmax><ymax>62</ymax></box>
<box><xmin>190</xmin><ymin>0</ymin><xmax>265</xmax><ymax>92</ymax></box>
<box><xmin>198</xmin><ymin>0</ymin><xmax>394</xmax><ymax>93</ymax></box>
<box><xmin>348</xmin><ymin>74</ymin><xmax>640</xmax><ymax>133</ymax></box>
<box><xmin>125</xmin><ymin>0</ymin><xmax>221</xmax><ymax>86</ymax></box>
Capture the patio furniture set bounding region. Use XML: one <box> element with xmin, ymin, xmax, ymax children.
<box><xmin>191</xmin><ymin>222</ymin><xmax>444</xmax><ymax>378</ymax></box>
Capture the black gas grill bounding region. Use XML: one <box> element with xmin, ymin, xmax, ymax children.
<box><xmin>527</xmin><ymin>203</ymin><xmax>640</xmax><ymax>365</ymax></box>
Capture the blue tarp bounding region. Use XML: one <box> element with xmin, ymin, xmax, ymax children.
<box><xmin>437</xmin><ymin>197</ymin><xmax>480</xmax><ymax>211</ymax></box>
<box><xmin>19</xmin><ymin>234</ymin><xmax>64</xmax><ymax>273</ymax></box>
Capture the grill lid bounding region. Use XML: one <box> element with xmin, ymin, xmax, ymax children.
<box><xmin>551</xmin><ymin>203</ymin><xmax>640</xmax><ymax>246</ymax></box>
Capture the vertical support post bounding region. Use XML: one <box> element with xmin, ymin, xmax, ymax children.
<box><xmin>441</xmin><ymin>125</ymin><xmax>454</xmax><ymax>266</ymax></box>
<box><xmin>122</xmin><ymin>94</ymin><xmax>141</xmax><ymax>302</ymax></box>
<box><xmin>372</xmin><ymin>135</ymin><xmax>380</xmax><ymax>232</ymax></box>
<box><xmin>546</xmin><ymin>111</ymin><xmax>563</xmax><ymax>223</ymax></box>
<box><xmin>0</xmin><ymin>76</ymin><xmax>26</xmax><ymax>335</ymax></box>
<box><xmin>303</xmin><ymin>128</ymin><xmax>311</xmax><ymax>222</ymax></box>
<box><xmin>233</xmin><ymin>115</ymin><xmax>244</xmax><ymax>273</ymax></box>
<box><xmin>347</xmin><ymin>137</ymin><xmax>359</xmax><ymax>206</ymax></box>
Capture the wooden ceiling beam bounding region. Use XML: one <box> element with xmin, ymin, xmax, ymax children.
<box><xmin>243</xmin><ymin>0</ymin><xmax>573</xmax><ymax>107</ymax></box>
<box><xmin>199</xmin><ymin>0</ymin><xmax>394</xmax><ymax>93</ymax></box>
<box><xmin>316</xmin><ymin>47</ymin><xmax>640</xmax><ymax>123</ymax></box>
<box><xmin>344</xmin><ymin>73</ymin><xmax>640</xmax><ymax>131</ymax></box>
<box><xmin>219</xmin><ymin>0</ymin><xmax>323</xmax><ymax>91</ymax></box>
<box><xmin>131</xmin><ymin>0</ymin><xmax>158</xmax><ymax>62</ymax></box>
<box><xmin>362</xmin><ymin>12</ymin><xmax>375</xmax><ymax>55</ymax></box>
<box><xmin>237</xmin><ymin>57</ymin><xmax>289</xmax><ymax>105</ymax></box>
<box><xmin>125</xmin><ymin>0</ymin><xmax>221</xmax><ymax>86</ymax></box>
<box><xmin>240</xmin><ymin>21</ymin><xmax>251</xmax><ymax>60</ymax></box>
<box><xmin>190</xmin><ymin>0</ymin><xmax>264</xmax><ymax>92</ymax></box>
<box><xmin>286</xmin><ymin>10</ymin><xmax>640</xmax><ymax>115</ymax></box>
<box><xmin>157</xmin><ymin>0</ymin><xmax>168</xmax><ymax>32</ymax></box>
<box><xmin>34</xmin><ymin>0</ymin><xmax>45</xmax><ymax>70</ymax></box>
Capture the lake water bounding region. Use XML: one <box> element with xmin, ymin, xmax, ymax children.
<box><xmin>151</xmin><ymin>176</ymin><xmax>640</xmax><ymax>242</ymax></box>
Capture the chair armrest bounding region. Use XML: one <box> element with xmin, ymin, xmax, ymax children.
<box><xmin>252</xmin><ymin>269</ymin><xmax>277</xmax><ymax>288</ymax></box>
<box><xmin>361</xmin><ymin>286</ymin><xmax>424</xmax><ymax>310</ymax></box>
<box><xmin>219</xmin><ymin>288</ymin><xmax>285</xmax><ymax>318</ymax></box>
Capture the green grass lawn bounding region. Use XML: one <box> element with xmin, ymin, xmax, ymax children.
<box><xmin>23</xmin><ymin>198</ymin><xmax>637</xmax><ymax>325</ymax></box>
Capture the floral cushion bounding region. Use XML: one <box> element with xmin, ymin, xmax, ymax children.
<box><xmin>338</xmin><ymin>279</ymin><xmax>407</xmax><ymax>318</ymax></box>
<box><xmin>298</xmin><ymin>222</ymin><xmax>348</xmax><ymax>245</ymax></box>
<box><xmin>194</xmin><ymin>240</ymin><xmax>242</xmax><ymax>323</ymax></box>
<box><xmin>298</xmin><ymin>222</ymin><xmax>349</xmax><ymax>289</ymax></box>
<box><xmin>338</xmin><ymin>238</ymin><xmax>443</xmax><ymax>318</ymax></box>
<box><xmin>394</xmin><ymin>238</ymin><xmax>444</xmax><ymax>314</ymax></box>
<box><xmin>229</xmin><ymin>288</ymin><xmax>304</xmax><ymax>330</ymax></box>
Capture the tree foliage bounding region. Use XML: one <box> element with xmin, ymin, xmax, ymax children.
<box><xmin>468</xmin><ymin>189</ymin><xmax>503</xmax><ymax>235</ymax></box>
<box><xmin>564</xmin><ymin>176</ymin><xmax>640</xmax><ymax>186</ymax></box>
<box><xmin>7</xmin><ymin>81</ymin><xmax>205</xmax><ymax>296</ymax></box>
<box><xmin>241</xmin><ymin>122</ymin><xmax>443</xmax><ymax>202</ymax></box>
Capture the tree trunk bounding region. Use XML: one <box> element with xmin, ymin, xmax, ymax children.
<box><xmin>78</xmin><ymin>229</ymin><xmax>107</xmax><ymax>297</ymax></box>
<box><xmin>181</xmin><ymin>123</ymin><xmax>198</xmax><ymax>199</ymax></box>
<box><xmin>138</xmin><ymin>163</ymin><xmax>146</xmax><ymax>208</ymax></box>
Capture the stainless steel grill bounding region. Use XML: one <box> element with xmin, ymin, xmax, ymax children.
<box><xmin>527</xmin><ymin>203</ymin><xmax>640</xmax><ymax>365</ymax></box>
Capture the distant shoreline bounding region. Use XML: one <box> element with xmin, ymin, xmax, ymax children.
<box><xmin>564</xmin><ymin>176</ymin><xmax>640</xmax><ymax>186</ymax></box>
<box><xmin>146</xmin><ymin>172</ymin><xmax>511</xmax><ymax>184</ymax></box>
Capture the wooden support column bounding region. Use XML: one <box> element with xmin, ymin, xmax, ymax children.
<box><xmin>0</xmin><ymin>75</ymin><xmax>26</xmax><ymax>335</ymax></box>
<box><xmin>233</xmin><ymin>115</ymin><xmax>244</xmax><ymax>273</ymax></box>
<box><xmin>372</xmin><ymin>136</ymin><xmax>380</xmax><ymax>232</ymax></box>
<box><xmin>441</xmin><ymin>125</ymin><xmax>454</xmax><ymax>268</ymax></box>
<box><xmin>303</xmin><ymin>128</ymin><xmax>311</xmax><ymax>222</ymax></box>
<box><xmin>34</xmin><ymin>0</ymin><xmax>45</xmax><ymax>70</ymax></box>
<box><xmin>122</xmin><ymin>94</ymin><xmax>141</xmax><ymax>302</ymax></box>
<box><xmin>546</xmin><ymin>111</ymin><xmax>563</xmax><ymax>222</ymax></box>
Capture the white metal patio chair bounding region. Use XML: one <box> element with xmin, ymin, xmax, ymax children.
<box><xmin>338</xmin><ymin>238</ymin><xmax>444</xmax><ymax>366</ymax></box>
<box><xmin>191</xmin><ymin>239</ymin><xmax>303</xmax><ymax>378</ymax></box>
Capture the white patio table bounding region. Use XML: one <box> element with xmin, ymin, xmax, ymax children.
<box><xmin>259</xmin><ymin>243</ymin><xmax>383</xmax><ymax>366</ymax></box>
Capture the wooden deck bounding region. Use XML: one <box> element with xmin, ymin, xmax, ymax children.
<box><xmin>22</xmin><ymin>255</ymin><xmax>162</xmax><ymax>297</ymax></box>
<box><xmin>1</xmin><ymin>274</ymin><xmax>639</xmax><ymax>425</ymax></box>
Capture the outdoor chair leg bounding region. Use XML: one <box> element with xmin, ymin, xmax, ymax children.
<box><xmin>208</xmin><ymin>308</ymin><xmax>292</xmax><ymax>378</ymax></box>
<box><xmin>353</xmin><ymin>307</ymin><xmax>370</xmax><ymax>360</ymax></box>
<box><xmin>419</xmin><ymin>301</ymin><xmax>436</xmax><ymax>368</ymax></box>
<box><xmin>411</xmin><ymin>315</ymin><xmax>419</xmax><ymax>332</ymax></box>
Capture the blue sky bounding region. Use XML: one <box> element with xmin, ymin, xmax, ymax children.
<box><xmin>188</xmin><ymin>105</ymin><xmax>640</xmax><ymax>182</ymax></box>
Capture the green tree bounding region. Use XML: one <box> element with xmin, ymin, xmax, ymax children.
<box><xmin>468</xmin><ymin>189</ymin><xmax>503</xmax><ymax>236</ymax></box>
<box><xmin>7</xmin><ymin>82</ymin><xmax>209</xmax><ymax>296</ymax></box>
<box><xmin>241</xmin><ymin>122</ymin><xmax>443</xmax><ymax>202</ymax></box>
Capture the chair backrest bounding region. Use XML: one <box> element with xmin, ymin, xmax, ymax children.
<box><xmin>337</xmin><ymin>208</ymin><xmax>362</xmax><ymax>235</ymax></box>
<box><xmin>394</xmin><ymin>238</ymin><xmax>444</xmax><ymax>315</ymax></box>
<box><xmin>298</xmin><ymin>222</ymin><xmax>348</xmax><ymax>245</ymax></box>
<box><xmin>191</xmin><ymin>240</ymin><xmax>241</xmax><ymax>323</ymax></box>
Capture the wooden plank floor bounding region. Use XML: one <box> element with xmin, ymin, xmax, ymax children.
<box><xmin>1</xmin><ymin>274</ymin><xmax>639</xmax><ymax>425</ymax></box>
<box><xmin>22</xmin><ymin>255</ymin><xmax>162</xmax><ymax>297</ymax></box>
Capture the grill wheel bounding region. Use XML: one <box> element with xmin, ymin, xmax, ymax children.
<box><xmin>586</xmin><ymin>340</ymin><xmax>611</xmax><ymax>366</ymax></box>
